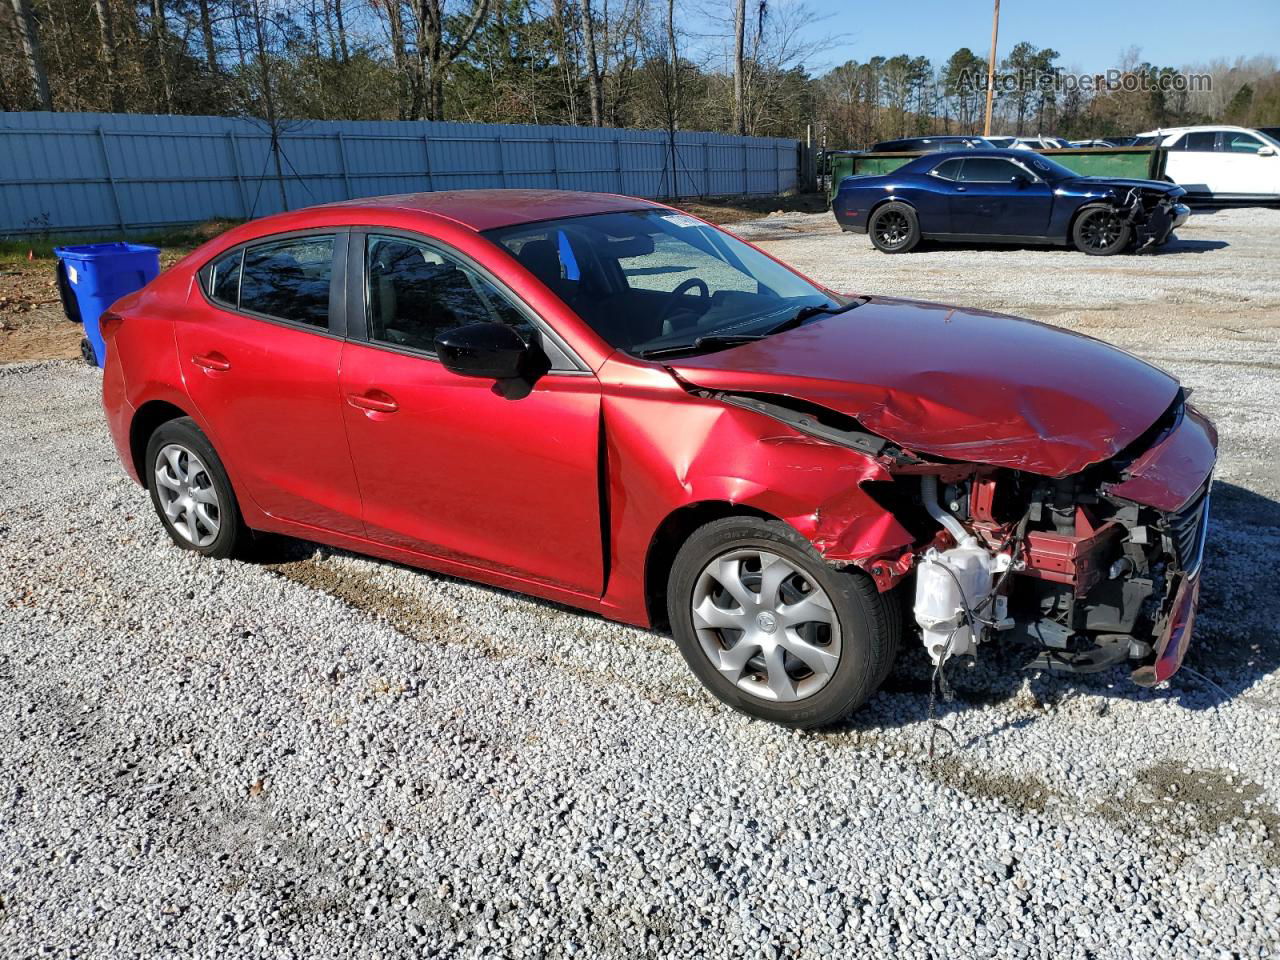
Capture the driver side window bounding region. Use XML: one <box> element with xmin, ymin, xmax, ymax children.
<box><xmin>365</xmin><ymin>235</ymin><xmax>533</xmax><ymax>355</ymax></box>
<box><xmin>1223</xmin><ymin>132</ymin><xmax>1263</xmax><ymax>153</ymax></box>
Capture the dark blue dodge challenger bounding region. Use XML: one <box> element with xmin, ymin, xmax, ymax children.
<box><xmin>833</xmin><ymin>149</ymin><xmax>1190</xmax><ymax>256</ymax></box>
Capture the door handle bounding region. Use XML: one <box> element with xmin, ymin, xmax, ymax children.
<box><xmin>191</xmin><ymin>352</ymin><xmax>231</xmax><ymax>372</ymax></box>
<box><xmin>346</xmin><ymin>391</ymin><xmax>399</xmax><ymax>414</ymax></box>
<box><xmin>955</xmin><ymin>186</ymin><xmax>967</xmax><ymax>192</ymax></box>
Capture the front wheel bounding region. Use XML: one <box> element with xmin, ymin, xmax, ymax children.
<box><xmin>1073</xmin><ymin>205</ymin><xmax>1132</xmax><ymax>255</ymax></box>
<box><xmin>666</xmin><ymin>517</ymin><xmax>900</xmax><ymax>728</ymax></box>
<box><xmin>868</xmin><ymin>201</ymin><xmax>921</xmax><ymax>254</ymax></box>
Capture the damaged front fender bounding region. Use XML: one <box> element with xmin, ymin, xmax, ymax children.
<box><xmin>595</xmin><ymin>366</ymin><xmax>917</xmax><ymax>625</ymax></box>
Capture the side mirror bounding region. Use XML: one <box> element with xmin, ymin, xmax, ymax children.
<box><xmin>435</xmin><ymin>322</ymin><xmax>530</xmax><ymax>379</ymax></box>
<box><xmin>1259</xmin><ymin>145</ymin><xmax>1277</xmax><ymax>157</ymax></box>
<box><xmin>1011</xmin><ymin>173</ymin><xmax>1031</xmax><ymax>187</ymax></box>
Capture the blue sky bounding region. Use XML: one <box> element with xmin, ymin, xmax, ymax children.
<box><xmin>783</xmin><ymin>0</ymin><xmax>1280</xmax><ymax>74</ymax></box>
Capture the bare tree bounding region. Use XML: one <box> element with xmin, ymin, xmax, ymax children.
<box><xmin>149</xmin><ymin>0</ymin><xmax>173</xmax><ymax>111</ymax></box>
<box><xmin>580</xmin><ymin>0</ymin><xmax>604</xmax><ymax>125</ymax></box>
<box><xmin>9</xmin><ymin>0</ymin><xmax>52</xmax><ymax>109</ymax></box>
<box><xmin>93</xmin><ymin>0</ymin><xmax>123</xmax><ymax>111</ymax></box>
<box><xmin>657</xmin><ymin>0</ymin><xmax>681</xmax><ymax>196</ymax></box>
<box><xmin>196</xmin><ymin>0</ymin><xmax>219</xmax><ymax>71</ymax></box>
<box><xmin>370</xmin><ymin>0</ymin><xmax>413</xmax><ymax>119</ymax></box>
<box><xmin>731</xmin><ymin>0</ymin><xmax>834</xmax><ymax>136</ymax></box>
<box><xmin>332</xmin><ymin>0</ymin><xmax>351</xmax><ymax>63</ymax></box>
<box><xmin>413</xmin><ymin>0</ymin><xmax>492</xmax><ymax>120</ymax></box>
<box><xmin>732</xmin><ymin>0</ymin><xmax>745</xmax><ymax>134</ymax></box>
<box><xmin>242</xmin><ymin>0</ymin><xmax>289</xmax><ymax>211</ymax></box>
<box><xmin>550</xmin><ymin>0</ymin><xmax>580</xmax><ymax>124</ymax></box>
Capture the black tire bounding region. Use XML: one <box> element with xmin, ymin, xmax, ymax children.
<box><xmin>868</xmin><ymin>201</ymin><xmax>921</xmax><ymax>254</ymax></box>
<box><xmin>145</xmin><ymin>417</ymin><xmax>247</xmax><ymax>560</ymax></box>
<box><xmin>666</xmin><ymin>516</ymin><xmax>900</xmax><ymax>728</ymax></box>
<box><xmin>1072</xmin><ymin>204</ymin><xmax>1132</xmax><ymax>256</ymax></box>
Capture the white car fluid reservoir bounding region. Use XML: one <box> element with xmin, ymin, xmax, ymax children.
<box><xmin>914</xmin><ymin>539</ymin><xmax>1011</xmax><ymax>664</ymax></box>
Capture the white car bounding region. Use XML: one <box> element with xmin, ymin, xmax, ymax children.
<box><xmin>986</xmin><ymin>136</ymin><xmax>1071</xmax><ymax>151</ymax></box>
<box><xmin>1137</xmin><ymin>125</ymin><xmax>1280</xmax><ymax>200</ymax></box>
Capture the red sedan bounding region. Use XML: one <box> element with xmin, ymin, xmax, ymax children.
<box><xmin>101</xmin><ymin>190</ymin><xmax>1216</xmax><ymax>727</ymax></box>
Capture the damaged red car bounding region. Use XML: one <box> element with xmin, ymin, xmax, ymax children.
<box><xmin>101</xmin><ymin>190</ymin><xmax>1216</xmax><ymax>728</ymax></box>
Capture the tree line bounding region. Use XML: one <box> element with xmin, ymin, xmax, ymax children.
<box><xmin>2</xmin><ymin>0</ymin><xmax>1277</xmax><ymax>149</ymax></box>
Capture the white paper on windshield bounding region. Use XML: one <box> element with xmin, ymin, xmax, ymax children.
<box><xmin>660</xmin><ymin>214</ymin><xmax>703</xmax><ymax>229</ymax></box>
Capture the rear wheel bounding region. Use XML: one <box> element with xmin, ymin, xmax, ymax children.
<box><xmin>868</xmin><ymin>202</ymin><xmax>921</xmax><ymax>254</ymax></box>
<box><xmin>1073</xmin><ymin>205</ymin><xmax>1132</xmax><ymax>255</ymax></box>
<box><xmin>667</xmin><ymin>517</ymin><xmax>899</xmax><ymax>728</ymax></box>
<box><xmin>145</xmin><ymin>417</ymin><xmax>246</xmax><ymax>560</ymax></box>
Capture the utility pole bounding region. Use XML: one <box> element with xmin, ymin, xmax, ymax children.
<box><xmin>983</xmin><ymin>0</ymin><xmax>999</xmax><ymax>136</ymax></box>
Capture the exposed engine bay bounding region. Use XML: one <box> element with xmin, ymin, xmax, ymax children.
<box><xmin>698</xmin><ymin>386</ymin><xmax>1214</xmax><ymax>687</ymax></box>
<box><xmin>906</xmin><ymin>458</ymin><xmax>1210</xmax><ymax>684</ymax></box>
<box><xmin>1115</xmin><ymin>185</ymin><xmax>1192</xmax><ymax>252</ymax></box>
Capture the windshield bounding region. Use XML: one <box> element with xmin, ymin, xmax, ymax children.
<box><xmin>1257</xmin><ymin>129</ymin><xmax>1280</xmax><ymax>149</ymax></box>
<box><xmin>485</xmin><ymin>210</ymin><xmax>844</xmax><ymax>357</ymax></box>
<box><xmin>1019</xmin><ymin>154</ymin><xmax>1079</xmax><ymax>181</ymax></box>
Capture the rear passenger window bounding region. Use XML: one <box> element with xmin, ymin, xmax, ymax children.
<box><xmin>931</xmin><ymin>159</ymin><xmax>963</xmax><ymax>180</ymax></box>
<box><xmin>207</xmin><ymin>249</ymin><xmax>242</xmax><ymax>305</ymax></box>
<box><xmin>1175</xmin><ymin>131</ymin><xmax>1217</xmax><ymax>152</ymax></box>
<box><xmin>237</xmin><ymin>235</ymin><xmax>334</xmax><ymax>327</ymax></box>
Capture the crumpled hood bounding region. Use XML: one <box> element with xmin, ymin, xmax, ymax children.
<box><xmin>667</xmin><ymin>297</ymin><xmax>1180</xmax><ymax>477</ymax></box>
<box><xmin>1067</xmin><ymin>176</ymin><xmax>1185</xmax><ymax>196</ymax></box>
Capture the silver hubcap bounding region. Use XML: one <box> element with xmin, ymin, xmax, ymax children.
<box><xmin>154</xmin><ymin>443</ymin><xmax>221</xmax><ymax>547</ymax></box>
<box><xmin>691</xmin><ymin>548</ymin><xmax>842</xmax><ymax>703</ymax></box>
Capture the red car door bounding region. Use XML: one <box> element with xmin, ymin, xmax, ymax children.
<box><xmin>176</xmin><ymin>230</ymin><xmax>364</xmax><ymax>535</ymax></box>
<box><xmin>338</xmin><ymin>231</ymin><xmax>603</xmax><ymax>596</ymax></box>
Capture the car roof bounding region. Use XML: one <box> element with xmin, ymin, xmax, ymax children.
<box><xmin>880</xmin><ymin>135</ymin><xmax>977</xmax><ymax>142</ymax></box>
<box><xmin>911</xmin><ymin>148</ymin><xmax>1041</xmax><ymax>161</ymax></box>
<box><xmin>1135</xmin><ymin>124</ymin><xmax>1262</xmax><ymax>137</ymax></box>
<box><xmin>319</xmin><ymin>189</ymin><xmax>660</xmax><ymax>231</ymax></box>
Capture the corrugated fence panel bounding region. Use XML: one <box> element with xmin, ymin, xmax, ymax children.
<box><xmin>0</xmin><ymin>111</ymin><xmax>799</xmax><ymax>236</ymax></box>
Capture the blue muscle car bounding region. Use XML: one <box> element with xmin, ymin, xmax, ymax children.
<box><xmin>833</xmin><ymin>149</ymin><xmax>1190</xmax><ymax>256</ymax></box>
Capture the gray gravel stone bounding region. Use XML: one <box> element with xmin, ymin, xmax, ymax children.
<box><xmin>1</xmin><ymin>207</ymin><xmax>1279</xmax><ymax>958</ymax></box>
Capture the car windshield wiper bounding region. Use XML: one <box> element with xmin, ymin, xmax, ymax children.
<box><xmin>771</xmin><ymin>296</ymin><xmax>869</xmax><ymax>332</ymax></box>
<box><xmin>637</xmin><ymin>297</ymin><xmax>869</xmax><ymax>360</ymax></box>
<box><xmin>638</xmin><ymin>334</ymin><xmax>765</xmax><ymax>359</ymax></box>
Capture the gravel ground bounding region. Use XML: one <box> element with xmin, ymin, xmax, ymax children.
<box><xmin>3</xmin><ymin>207</ymin><xmax>1280</xmax><ymax>959</ymax></box>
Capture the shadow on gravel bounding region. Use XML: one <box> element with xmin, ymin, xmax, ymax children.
<box><xmin>1156</xmin><ymin>238</ymin><xmax>1230</xmax><ymax>254</ymax></box>
<box><xmin>241</xmin><ymin>482</ymin><xmax>1278</xmax><ymax>734</ymax></box>
<box><xmin>916</xmin><ymin>237</ymin><xmax>1229</xmax><ymax>256</ymax></box>
<box><xmin>837</xmin><ymin>480</ymin><xmax>1280</xmax><ymax>736</ymax></box>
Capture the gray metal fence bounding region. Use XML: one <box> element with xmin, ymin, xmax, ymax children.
<box><xmin>0</xmin><ymin>112</ymin><xmax>800</xmax><ymax>237</ymax></box>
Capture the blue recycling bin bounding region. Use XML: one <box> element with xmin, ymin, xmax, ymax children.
<box><xmin>54</xmin><ymin>242</ymin><xmax>161</xmax><ymax>367</ymax></box>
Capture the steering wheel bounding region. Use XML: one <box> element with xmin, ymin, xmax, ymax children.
<box><xmin>656</xmin><ymin>278</ymin><xmax>710</xmax><ymax>332</ymax></box>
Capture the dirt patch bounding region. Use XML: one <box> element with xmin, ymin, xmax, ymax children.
<box><xmin>0</xmin><ymin>260</ymin><xmax>80</xmax><ymax>363</ymax></box>
<box><xmin>931</xmin><ymin>757</ymin><xmax>1058</xmax><ymax>814</ymax></box>
<box><xmin>0</xmin><ymin>242</ymin><xmax>201</xmax><ymax>364</ymax></box>
<box><xmin>675</xmin><ymin>193</ymin><xmax>828</xmax><ymax>224</ymax></box>
<box><xmin>266</xmin><ymin>552</ymin><xmax>703</xmax><ymax>708</ymax></box>
<box><xmin>1098</xmin><ymin>762</ymin><xmax>1280</xmax><ymax>865</ymax></box>
<box><xmin>0</xmin><ymin>305</ymin><xmax>83</xmax><ymax>363</ymax></box>
<box><xmin>266</xmin><ymin>554</ymin><xmax>492</xmax><ymax>656</ymax></box>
